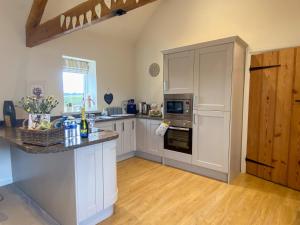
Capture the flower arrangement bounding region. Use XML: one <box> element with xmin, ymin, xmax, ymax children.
<box><xmin>19</xmin><ymin>96</ymin><xmax>59</xmax><ymax>114</ymax></box>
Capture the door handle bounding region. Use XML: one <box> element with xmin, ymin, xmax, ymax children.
<box><xmin>193</xmin><ymin>114</ymin><xmax>196</xmax><ymax>125</ymax></box>
<box><xmin>193</xmin><ymin>95</ymin><xmax>198</xmax><ymax>106</ymax></box>
<box><xmin>163</xmin><ymin>81</ymin><xmax>168</xmax><ymax>91</ymax></box>
<box><xmin>114</xmin><ymin>123</ymin><xmax>116</xmax><ymax>131</ymax></box>
<box><xmin>132</xmin><ymin>120</ymin><xmax>135</xmax><ymax>130</ymax></box>
<box><xmin>169</xmin><ymin>126</ymin><xmax>190</xmax><ymax>131</ymax></box>
<box><xmin>122</xmin><ymin>122</ymin><xmax>125</xmax><ymax>131</ymax></box>
<box><xmin>295</xmin><ymin>99</ymin><xmax>300</xmax><ymax>104</ymax></box>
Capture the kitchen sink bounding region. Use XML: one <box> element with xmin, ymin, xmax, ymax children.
<box><xmin>110</xmin><ymin>114</ymin><xmax>133</xmax><ymax>117</ymax></box>
<box><xmin>95</xmin><ymin>116</ymin><xmax>113</xmax><ymax>120</ymax></box>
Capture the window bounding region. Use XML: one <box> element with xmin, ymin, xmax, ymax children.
<box><xmin>63</xmin><ymin>56</ymin><xmax>97</xmax><ymax>113</ymax></box>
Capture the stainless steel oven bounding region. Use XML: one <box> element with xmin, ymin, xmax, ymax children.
<box><xmin>164</xmin><ymin>126</ymin><xmax>192</xmax><ymax>154</ymax></box>
<box><xmin>164</xmin><ymin>94</ymin><xmax>193</xmax><ymax>155</ymax></box>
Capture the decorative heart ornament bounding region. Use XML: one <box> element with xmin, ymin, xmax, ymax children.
<box><xmin>95</xmin><ymin>4</ymin><xmax>101</xmax><ymax>18</ymax></box>
<box><xmin>104</xmin><ymin>0</ymin><xmax>111</xmax><ymax>9</ymax></box>
<box><xmin>66</xmin><ymin>16</ymin><xmax>71</xmax><ymax>29</ymax></box>
<box><xmin>60</xmin><ymin>15</ymin><xmax>65</xmax><ymax>27</ymax></box>
<box><xmin>72</xmin><ymin>16</ymin><xmax>77</xmax><ymax>29</ymax></box>
<box><xmin>104</xmin><ymin>93</ymin><xmax>114</xmax><ymax>105</ymax></box>
<box><xmin>86</xmin><ymin>10</ymin><xmax>92</xmax><ymax>24</ymax></box>
<box><xmin>79</xmin><ymin>14</ymin><xmax>84</xmax><ymax>27</ymax></box>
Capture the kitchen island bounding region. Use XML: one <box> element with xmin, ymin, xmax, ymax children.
<box><xmin>0</xmin><ymin>127</ymin><xmax>119</xmax><ymax>225</ymax></box>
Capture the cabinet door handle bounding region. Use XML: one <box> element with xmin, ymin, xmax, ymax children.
<box><xmin>132</xmin><ymin>120</ymin><xmax>135</xmax><ymax>130</ymax></box>
<box><xmin>114</xmin><ymin>123</ymin><xmax>116</xmax><ymax>131</ymax></box>
<box><xmin>193</xmin><ymin>95</ymin><xmax>198</xmax><ymax>106</ymax></box>
<box><xmin>295</xmin><ymin>99</ymin><xmax>300</xmax><ymax>104</ymax></box>
<box><xmin>193</xmin><ymin>114</ymin><xmax>196</xmax><ymax>125</ymax></box>
<box><xmin>122</xmin><ymin>122</ymin><xmax>125</xmax><ymax>131</ymax></box>
<box><xmin>163</xmin><ymin>81</ymin><xmax>168</xmax><ymax>91</ymax></box>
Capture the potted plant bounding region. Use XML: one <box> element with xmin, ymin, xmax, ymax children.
<box><xmin>19</xmin><ymin>93</ymin><xmax>59</xmax><ymax>130</ymax></box>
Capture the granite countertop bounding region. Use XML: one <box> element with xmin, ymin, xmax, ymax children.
<box><xmin>0</xmin><ymin>127</ymin><xmax>119</xmax><ymax>154</ymax></box>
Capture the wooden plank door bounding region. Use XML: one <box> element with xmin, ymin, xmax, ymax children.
<box><xmin>288</xmin><ymin>47</ymin><xmax>300</xmax><ymax>190</ymax></box>
<box><xmin>246</xmin><ymin>48</ymin><xmax>295</xmax><ymax>187</ymax></box>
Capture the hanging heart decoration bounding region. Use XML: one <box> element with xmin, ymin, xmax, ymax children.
<box><xmin>79</xmin><ymin>14</ymin><xmax>84</xmax><ymax>27</ymax></box>
<box><xmin>104</xmin><ymin>0</ymin><xmax>112</xmax><ymax>9</ymax></box>
<box><xmin>66</xmin><ymin>16</ymin><xmax>71</xmax><ymax>29</ymax></box>
<box><xmin>72</xmin><ymin>16</ymin><xmax>77</xmax><ymax>29</ymax></box>
<box><xmin>60</xmin><ymin>15</ymin><xmax>65</xmax><ymax>28</ymax></box>
<box><xmin>95</xmin><ymin>3</ymin><xmax>102</xmax><ymax>18</ymax></box>
<box><xmin>86</xmin><ymin>10</ymin><xmax>92</xmax><ymax>24</ymax></box>
<box><xmin>104</xmin><ymin>93</ymin><xmax>114</xmax><ymax>105</ymax></box>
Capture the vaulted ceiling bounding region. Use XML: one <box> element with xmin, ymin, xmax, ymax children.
<box><xmin>39</xmin><ymin>0</ymin><xmax>161</xmax><ymax>43</ymax></box>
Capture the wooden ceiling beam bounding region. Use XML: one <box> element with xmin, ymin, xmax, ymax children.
<box><xmin>26</xmin><ymin>0</ymin><xmax>157</xmax><ymax>47</ymax></box>
<box><xmin>26</xmin><ymin>0</ymin><xmax>48</xmax><ymax>30</ymax></box>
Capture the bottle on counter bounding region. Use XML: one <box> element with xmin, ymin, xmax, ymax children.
<box><xmin>80</xmin><ymin>107</ymin><xmax>89</xmax><ymax>138</ymax></box>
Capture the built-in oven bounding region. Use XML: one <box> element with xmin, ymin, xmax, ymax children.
<box><xmin>164</xmin><ymin>126</ymin><xmax>192</xmax><ymax>155</ymax></box>
<box><xmin>164</xmin><ymin>94</ymin><xmax>193</xmax><ymax>155</ymax></box>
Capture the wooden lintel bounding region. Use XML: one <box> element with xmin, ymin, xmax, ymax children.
<box><xmin>26</xmin><ymin>0</ymin><xmax>157</xmax><ymax>47</ymax></box>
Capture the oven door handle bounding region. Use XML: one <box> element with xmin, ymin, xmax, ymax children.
<box><xmin>168</xmin><ymin>126</ymin><xmax>190</xmax><ymax>131</ymax></box>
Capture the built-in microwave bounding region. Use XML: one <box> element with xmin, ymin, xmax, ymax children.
<box><xmin>164</xmin><ymin>94</ymin><xmax>193</xmax><ymax>120</ymax></box>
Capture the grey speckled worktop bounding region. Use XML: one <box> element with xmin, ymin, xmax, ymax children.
<box><xmin>0</xmin><ymin>127</ymin><xmax>119</xmax><ymax>154</ymax></box>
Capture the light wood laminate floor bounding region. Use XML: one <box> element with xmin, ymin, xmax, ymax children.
<box><xmin>101</xmin><ymin>157</ymin><xmax>300</xmax><ymax>225</ymax></box>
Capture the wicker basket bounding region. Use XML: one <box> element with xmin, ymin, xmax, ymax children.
<box><xmin>18</xmin><ymin>119</ymin><xmax>65</xmax><ymax>147</ymax></box>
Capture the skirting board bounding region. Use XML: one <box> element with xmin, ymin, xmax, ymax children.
<box><xmin>164</xmin><ymin>158</ymin><xmax>228</xmax><ymax>183</ymax></box>
<box><xmin>79</xmin><ymin>206</ymin><xmax>114</xmax><ymax>225</ymax></box>
<box><xmin>135</xmin><ymin>151</ymin><xmax>163</xmax><ymax>164</ymax></box>
<box><xmin>117</xmin><ymin>151</ymin><xmax>228</xmax><ymax>183</ymax></box>
<box><xmin>0</xmin><ymin>178</ymin><xmax>13</xmax><ymax>187</ymax></box>
<box><xmin>11</xmin><ymin>185</ymin><xmax>60</xmax><ymax>225</ymax></box>
<box><xmin>117</xmin><ymin>152</ymin><xmax>135</xmax><ymax>162</ymax></box>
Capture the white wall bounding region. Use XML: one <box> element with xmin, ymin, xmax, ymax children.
<box><xmin>135</xmin><ymin>0</ymin><xmax>300</xmax><ymax>172</ymax></box>
<box><xmin>0</xmin><ymin>0</ymin><xmax>136</xmax><ymax>185</ymax></box>
<box><xmin>0</xmin><ymin>0</ymin><xmax>136</xmax><ymax>120</ymax></box>
<box><xmin>135</xmin><ymin>0</ymin><xmax>300</xmax><ymax>104</ymax></box>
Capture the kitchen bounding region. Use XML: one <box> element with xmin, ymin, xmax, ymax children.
<box><xmin>1</xmin><ymin>0</ymin><xmax>300</xmax><ymax>225</ymax></box>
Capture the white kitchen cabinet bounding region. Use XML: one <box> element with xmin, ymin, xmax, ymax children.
<box><xmin>95</xmin><ymin>119</ymin><xmax>136</xmax><ymax>158</ymax></box>
<box><xmin>136</xmin><ymin>119</ymin><xmax>147</xmax><ymax>151</ymax></box>
<box><xmin>192</xmin><ymin>111</ymin><xmax>230</xmax><ymax>173</ymax></box>
<box><xmin>75</xmin><ymin>144</ymin><xmax>104</xmax><ymax>222</ymax></box>
<box><xmin>123</xmin><ymin>119</ymin><xmax>136</xmax><ymax>154</ymax></box>
<box><xmin>115</xmin><ymin>120</ymin><xmax>124</xmax><ymax>156</ymax></box>
<box><xmin>136</xmin><ymin>119</ymin><xmax>163</xmax><ymax>157</ymax></box>
<box><xmin>163</xmin><ymin>37</ymin><xmax>247</xmax><ymax>182</ymax></box>
<box><xmin>163</xmin><ymin>50</ymin><xmax>195</xmax><ymax>94</ymax></box>
<box><xmin>193</xmin><ymin>43</ymin><xmax>233</xmax><ymax>111</ymax></box>
<box><xmin>114</xmin><ymin>119</ymin><xmax>136</xmax><ymax>157</ymax></box>
<box><xmin>103</xmin><ymin>141</ymin><xmax>117</xmax><ymax>209</ymax></box>
<box><xmin>146</xmin><ymin>120</ymin><xmax>163</xmax><ymax>156</ymax></box>
<box><xmin>75</xmin><ymin>142</ymin><xmax>117</xmax><ymax>223</ymax></box>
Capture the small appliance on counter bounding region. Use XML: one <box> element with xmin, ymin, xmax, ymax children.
<box><xmin>148</xmin><ymin>103</ymin><xmax>162</xmax><ymax>117</ymax></box>
<box><xmin>127</xmin><ymin>99</ymin><xmax>137</xmax><ymax>114</ymax></box>
<box><xmin>3</xmin><ymin>101</ymin><xmax>17</xmax><ymax>127</ymax></box>
<box><xmin>142</xmin><ymin>103</ymin><xmax>150</xmax><ymax>115</ymax></box>
<box><xmin>138</xmin><ymin>102</ymin><xmax>145</xmax><ymax>114</ymax></box>
<box><xmin>106</xmin><ymin>107</ymin><xmax>123</xmax><ymax>116</ymax></box>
